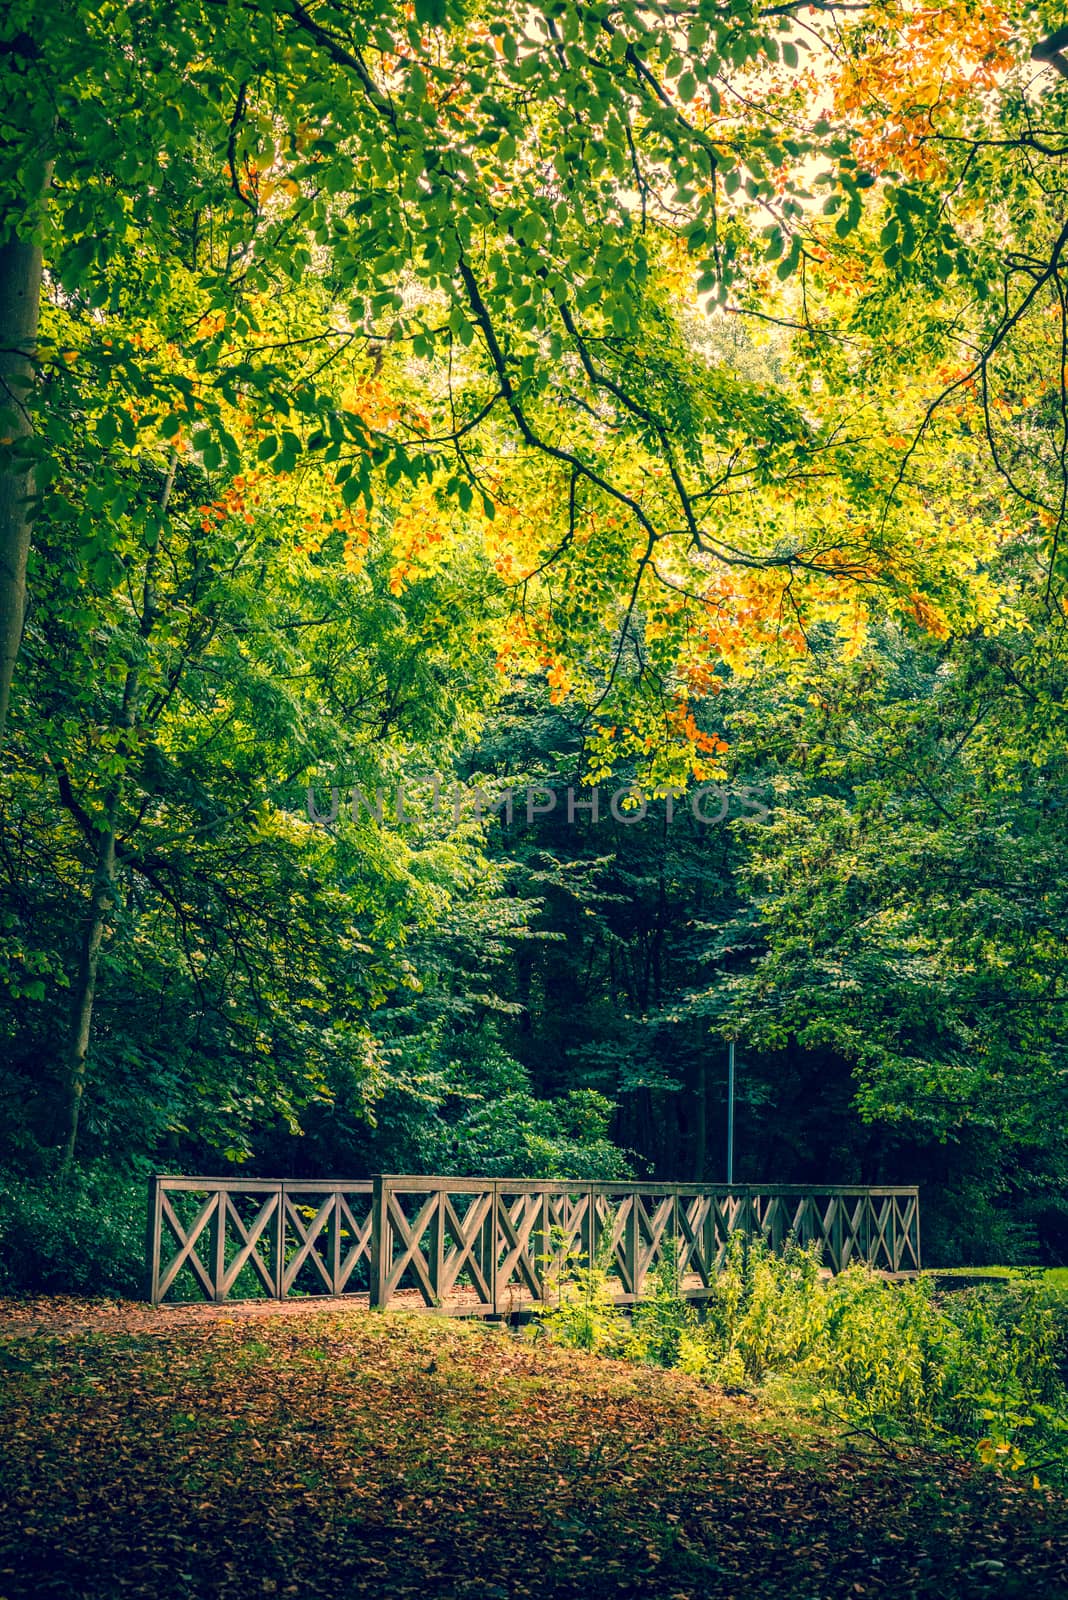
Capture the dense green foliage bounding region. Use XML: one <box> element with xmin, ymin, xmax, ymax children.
<box><xmin>0</xmin><ymin>1168</ymin><xmax>145</xmax><ymax>1298</ymax></box>
<box><xmin>2</xmin><ymin>0</ymin><xmax>1068</xmax><ymax>1284</ymax></box>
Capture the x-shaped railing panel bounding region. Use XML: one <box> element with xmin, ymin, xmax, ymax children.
<box><xmin>157</xmin><ymin>1190</ymin><xmax>219</xmax><ymax>1301</ymax></box>
<box><xmin>384</xmin><ymin>1191</ymin><xmax>441</xmax><ymax>1304</ymax></box>
<box><xmin>282</xmin><ymin>1194</ymin><xmax>336</xmax><ymax>1295</ymax></box>
<box><xmin>220</xmin><ymin>1193</ymin><xmax>279</xmax><ymax>1298</ymax></box>
<box><xmin>496</xmin><ymin>1193</ymin><xmax>547</xmax><ymax>1299</ymax></box>
<box><xmin>438</xmin><ymin>1191</ymin><xmax>494</xmax><ymax>1302</ymax></box>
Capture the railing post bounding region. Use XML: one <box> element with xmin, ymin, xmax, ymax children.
<box><xmin>478</xmin><ymin>1188</ymin><xmax>493</xmax><ymax>1310</ymax></box>
<box><xmin>490</xmin><ymin>1183</ymin><xmax>499</xmax><ymax>1316</ymax></box>
<box><xmin>624</xmin><ymin>1194</ymin><xmax>637</xmax><ymax>1298</ymax></box>
<box><xmin>539</xmin><ymin>1189</ymin><xmax>552</xmax><ymax>1302</ymax></box>
<box><xmin>370</xmin><ymin>1175</ymin><xmax>390</xmax><ymax>1308</ymax></box>
<box><xmin>672</xmin><ymin>1186</ymin><xmax>680</xmax><ymax>1285</ymax></box>
<box><xmin>430</xmin><ymin>1188</ymin><xmax>445</xmax><ymax>1306</ymax></box>
<box><xmin>144</xmin><ymin>1175</ymin><xmax>162</xmax><ymax>1304</ymax></box>
<box><xmin>275</xmin><ymin>1182</ymin><xmax>286</xmax><ymax>1299</ymax></box>
<box><xmin>743</xmin><ymin>1184</ymin><xmax>753</xmax><ymax>1275</ymax></box>
<box><xmin>831</xmin><ymin>1191</ymin><xmax>843</xmax><ymax>1274</ymax></box>
<box><xmin>330</xmin><ymin>1187</ymin><xmax>341</xmax><ymax>1295</ymax></box>
<box><xmin>635</xmin><ymin>1192</ymin><xmax>649</xmax><ymax>1300</ymax></box>
<box><xmin>211</xmin><ymin>1186</ymin><xmax>226</xmax><ymax>1302</ymax></box>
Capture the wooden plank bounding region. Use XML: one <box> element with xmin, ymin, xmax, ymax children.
<box><xmin>154</xmin><ymin>1175</ymin><xmax>917</xmax><ymax>1198</ymax></box>
<box><xmin>280</xmin><ymin>1179</ymin><xmax>373</xmax><ymax>1193</ymax></box>
<box><xmin>145</xmin><ymin>1175</ymin><xmax>162</xmax><ymax>1304</ymax></box>
<box><xmin>157</xmin><ymin>1177</ymin><xmax>285</xmax><ymax>1193</ymax></box>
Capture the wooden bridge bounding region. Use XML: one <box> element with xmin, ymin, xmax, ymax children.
<box><xmin>146</xmin><ymin>1175</ymin><xmax>921</xmax><ymax>1310</ymax></box>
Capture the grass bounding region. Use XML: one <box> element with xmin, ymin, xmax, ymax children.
<box><xmin>0</xmin><ymin>1299</ymin><xmax>1067</xmax><ymax>1599</ymax></box>
<box><xmin>931</xmin><ymin>1267</ymin><xmax>1068</xmax><ymax>1283</ymax></box>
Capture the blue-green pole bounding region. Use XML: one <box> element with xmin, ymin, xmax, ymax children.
<box><xmin>727</xmin><ymin>1040</ymin><xmax>735</xmax><ymax>1186</ymax></box>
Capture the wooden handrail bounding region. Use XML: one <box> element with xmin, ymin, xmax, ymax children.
<box><xmin>146</xmin><ymin>1174</ymin><xmax>921</xmax><ymax>1307</ymax></box>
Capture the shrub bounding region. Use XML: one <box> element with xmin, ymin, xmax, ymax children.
<box><xmin>537</xmin><ymin>1231</ymin><xmax>1068</xmax><ymax>1485</ymax></box>
<box><xmin>630</xmin><ymin>1240</ymin><xmax>698</xmax><ymax>1367</ymax></box>
<box><xmin>0</xmin><ymin>1167</ymin><xmax>147</xmax><ymax>1297</ymax></box>
<box><xmin>535</xmin><ymin>1236</ymin><xmax>628</xmax><ymax>1356</ymax></box>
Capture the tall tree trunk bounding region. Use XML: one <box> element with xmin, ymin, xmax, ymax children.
<box><xmin>0</xmin><ymin>218</ymin><xmax>47</xmax><ymax>747</ymax></box>
<box><xmin>58</xmin><ymin>828</ymin><xmax>117</xmax><ymax>1172</ymax></box>
<box><xmin>56</xmin><ymin>453</ymin><xmax>176</xmax><ymax>1171</ymax></box>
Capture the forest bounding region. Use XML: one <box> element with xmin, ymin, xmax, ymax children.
<box><xmin>2</xmin><ymin>0</ymin><xmax>1068</xmax><ymax>1595</ymax></box>
<box><xmin>3</xmin><ymin>0</ymin><xmax>1067</xmax><ymax>1271</ymax></box>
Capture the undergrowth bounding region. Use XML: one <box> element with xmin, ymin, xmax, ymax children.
<box><xmin>536</xmin><ymin>1234</ymin><xmax>1068</xmax><ymax>1487</ymax></box>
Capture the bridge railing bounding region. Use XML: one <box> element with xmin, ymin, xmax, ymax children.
<box><xmin>146</xmin><ymin>1175</ymin><xmax>921</xmax><ymax>1308</ymax></box>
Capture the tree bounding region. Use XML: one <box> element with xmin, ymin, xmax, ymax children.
<box><xmin>0</xmin><ymin>27</ymin><xmax>51</xmax><ymax>743</ymax></box>
<box><xmin>6</xmin><ymin>0</ymin><xmax>1068</xmax><ymax>1258</ymax></box>
<box><xmin>0</xmin><ymin>265</ymin><xmax>509</xmax><ymax>1165</ymax></box>
<box><xmin>6</xmin><ymin>0</ymin><xmax>1060</xmax><ymax>763</ymax></box>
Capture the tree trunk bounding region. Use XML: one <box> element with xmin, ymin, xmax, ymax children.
<box><xmin>58</xmin><ymin>829</ymin><xmax>117</xmax><ymax>1172</ymax></box>
<box><xmin>55</xmin><ymin>453</ymin><xmax>176</xmax><ymax>1170</ymax></box>
<box><xmin>0</xmin><ymin>219</ymin><xmax>47</xmax><ymax>747</ymax></box>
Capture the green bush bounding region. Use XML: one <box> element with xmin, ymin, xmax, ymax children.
<box><xmin>539</xmin><ymin>1233</ymin><xmax>1068</xmax><ymax>1485</ymax></box>
<box><xmin>0</xmin><ymin>1167</ymin><xmax>147</xmax><ymax>1297</ymax></box>
<box><xmin>630</xmin><ymin>1242</ymin><xmax>698</xmax><ymax>1368</ymax></box>
<box><xmin>535</xmin><ymin>1230</ymin><xmax>630</xmax><ymax>1356</ymax></box>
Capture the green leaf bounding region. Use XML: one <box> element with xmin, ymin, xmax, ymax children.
<box><xmin>776</xmin><ymin>236</ymin><xmax>802</xmax><ymax>280</ymax></box>
<box><xmin>414</xmin><ymin>0</ymin><xmax>447</xmax><ymax>26</ymax></box>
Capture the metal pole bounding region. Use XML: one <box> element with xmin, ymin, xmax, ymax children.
<box><xmin>727</xmin><ymin>1040</ymin><xmax>735</xmax><ymax>1186</ymax></box>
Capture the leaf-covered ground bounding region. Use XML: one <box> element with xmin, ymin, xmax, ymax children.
<box><xmin>1</xmin><ymin>1299</ymin><xmax>1066</xmax><ymax>1600</ymax></box>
